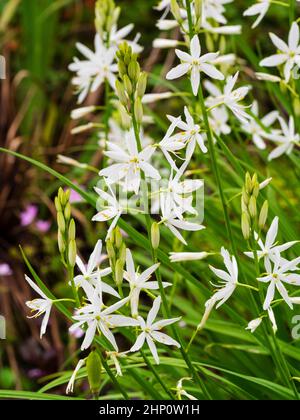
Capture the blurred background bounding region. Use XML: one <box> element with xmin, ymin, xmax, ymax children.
<box><xmin>0</xmin><ymin>0</ymin><xmax>295</xmax><ymax>394</ymax></box>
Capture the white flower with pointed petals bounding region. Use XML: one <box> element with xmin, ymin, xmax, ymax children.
<box><xmin>69</xmin><ymin>35</ymin><xmax>118</xmax><ymax>103</ymax></box>
<box><xmin>99</xmin><ymin>130</ymin><xmax>160</xmax><ymax>194</ymax></box>
<box><xmin>208</xmin><ymin>107</ymin><xmax>231</xmax><ymax>136</ymax></box>
<box><xmin>241</xmin><ymin>101</ymin><xmax>279</xmax><ymax>150</ymax></box>
<box><xmin>198</xmin><ymin>247</ymin><xmax>238</xmax><ymax>331</ymax></box>
<box><xmin>258</xmin><ymin>254</ymin><xmax>300</xmax><ymax>310</ymax></box>
<box><xmin>210</xmin><ymin>72</ymin><xmax>251</xmax><ymax>123</ymax></box>
<box><xmin>166</xmin><ymin>35</ymin><xmax>224</xmax><ymax>96</ymax></box>
<box><xmin>244</xmin><ymin>217</ymin><xmax>298</xmax><ymax>265</ymax></box>
<box><xmin>124</xmin><ymin>249</ymin><xmax>170</xmax><ymax>317</ymax></box>
<box><xmin>260</xmin><ymin>22</ymin><xmax>300</xmax><ymax>82</ymax></box>
<box><xmin>267</xmin><ymin>116</ymin><xmax>300</xmax><ymax>160</ymax></box>
<box><xmin>70</xmin><ymin>278</ymin><xmax>139</xmax><ymax>351</ymax></box>
<box><xmin>25</xmin><ymin>275</ymin><xmax>53</xmax><ymax>339</ymax></box>
<box><xmin>243</xmin><ymin>1</ymin><xmax>270</xmax><ymax>29</ymax></box>
<box><xmin>168</xmin><ymin>107</ymin><xmax>207</xmax><ymax>166</ymax></box>
<box><xmin>202</xmin><ymin>0</ymin><xmax>233</xmax><ymax>25</ymax></box>
<box><xmin>92</xmin><ymin>183</ymin><xmax>123</xmax><ymax>240</ymax></box>
<box><xmin>109</xmin><ymin>24</ymin><xmax>142</xmax><ymax>53</ymax></box>
<box><xmin>208</xmin><ymin>247</ymin><xmax>238</xmax><ymax>308</ymax></box>
<box><xmin>160</xmin><ymin>195</ymin><xmax>205</xmax><ymax>246</ymax></box>
<box><xmin>130</xmin><ymin>296</ymin><xmax>181</xmax><ymax>364</ymax></box>
<box><xmin>74</xmin><ymin>240</ymin><xmax>119</xmax><ymax>298</ymax></box>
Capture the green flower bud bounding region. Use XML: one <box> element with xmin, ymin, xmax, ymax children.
<box><xmin>245</xmin><ymin>172</ymin><xmax>252</xmax><ymax>195</ymax></box>
<box><xmin>241</xmin><ymin>212</ymin><xmax>250</xmax><ymax>240</ymax></box>
<box><xmin>118</xmin><ymin>104</ymin><xmax>132</xmax><ymax>130</ymax></box>
<box><xmin>68</xmin><ymin>219</ymin><xmax>76</xmax><ymax>241</ymax></box>
<box><xmin>119</xmin><ymin>243</ymin><xmax>126</xmax><ymax>264</ymax></box>
<box><xmin>58</xmin><ymin>230</ymin><xmax>65</xmax><ymax>254</ymax></box>
<box><xmin>259</xmin><ymin>200</ymin><xmax>269</xmax><ymax>230</ymax></box>
<box><xmin>114</xmin><ymin>226</ymin><xmax>123</xmax><ymax>249</ymax></box>
<box><xmin>194</xmin><ymin>0</ymin><xmax>202</xmax><ymax>19</ymax></box>
<box><xmin>248</xmin><ymin>195</ymin><xmax>257</xmax><ymax>218</ymax></box>
<box><xmin>151</xmin><ymin>222</ymin><xmax>160</xmax><ymax>250</ymax></box>
<box><xmin>128</xmin><ymin>60</ymin><xmax>140</xmax><ymax>82</ymax></box>
<box><xmin>58</xmin><ymin>187</ymin><xmax>65</xmax><ymax>205</ymax></box>
<box><xmin>64</xmin><ymin>202</ymin><xmax>71</xmax><ymax>222</ymax></box>
<box><xmin>170</xmin><ymin>0</ymin><xmax>182</xmax><ymax>22</ymax></box>
<box><xmin>68</xmin><ymin>239</ymin><xmax>77</xmax><ymax>267</ymax></box>
<box><xmin>54</xmin><ymin>196</ymin><xmax>62</xmax><ymax>212</ymax></box>
<box><xmin>115</xmin><ymin>259</ymin><xmax>124</xmax><ymax>286</ymax></box>
<box><xmin>118</xmin><ymin>60</ymin><xmax>127</xmax><ymax>77</ymax></box>
<box><xmin>115</xmin><ymin>79</ymin><xmax>128</xmax><ymax>105</ymax></box>
<box><xmin>137</xmin><ymin>72</ymin><xmax>148</xmax><ymax>98</ymax></box>
<box><xmin>134</xmin><ymin>97</ymin><xmax>143</xmax><ymax>124</ymax></box>
<box><xmin>57</xmin><ymin>211</ymin><xmax>66</xmax><ymax>233</ymax></box>
<box><xmin>106</xmin><ymin>239</ymin><xmax>115</xmax><ymax>261</ymax></box>
<box><xmin>86</xmin><ymin>350</ymin><xmax>102</xmax><ymax>397</ymax></box>
<box><xmin>123</xmin><ymin>74</ymin><xmax>133</xmax><ymax>95</ymax></box>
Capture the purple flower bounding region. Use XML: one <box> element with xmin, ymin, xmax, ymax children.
<box><xmin>20</xmin><ymin>205</ymin><xmax>38</xmax><ymax>226</ymax></box>
<box><xmin>0</xmin><ymin>263</ymin><xmax>12</xmax><ymax>276</ymax></box>
<box><xmin>35</xmin><ymin>220</ymin><xmax>51</xmax><ymax>233</ymax></box>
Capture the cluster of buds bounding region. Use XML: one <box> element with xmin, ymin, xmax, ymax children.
<box><xmin>115</xmin><ymin>42</ymin><xmax>147</xmax><ymax>127</ymax></box>
<box><xmin>55</xmin><ymin>188</ymin><xmax>77</xmax><ymax>267</ymax></box>
<box><xmin>95</xmin><ymin>0</ymin><xmax>120</xmax><ymax>42</ymax></box>
<box><xmin>106</xmin><ymin>227</ymin><xmax>126</xmax><ymax>288</ymax></box>
<box><xmin>241</xmin><ymin>173</ymin><xmax>269</xmax><ymax>240</ymax></box>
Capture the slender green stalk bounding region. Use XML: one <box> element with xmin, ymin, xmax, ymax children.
<box><xmin>130</xmin><ymin>98</ymin><xmax>212</xmax><ymax>400</ymax></box>
<box><xmin>99</xmin><ymin>352</ymin><xmax>129</xmax><ymax>400</ymax></box>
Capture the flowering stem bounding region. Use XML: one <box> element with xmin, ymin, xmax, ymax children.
<box><xmin>252</xmin><ymin>236</ymin><xmax>299</xmax><ymax>399</ymax></box>
<box><xmin>98</xmin><ymin>351</ymin><xmax>129</xmax><ymax>400</ymax></box>
<box><xmin>236</xmin><ymin>282</ymin><xmax>259</xmax><ymax>292</ymax></box>
<box><xmin>185</xmin><ymin>0</ymin><xmax>195</xmax><ymax>38</ymax></box>
<box><xmin>130</xmin><ymin>98</ymin><xmax>212</xmax><ymax>400</ymax></box>
<box><xmin>67</xmin><ymin>264</ymin><xmax>80</xmax><ymax>308</ymax></box>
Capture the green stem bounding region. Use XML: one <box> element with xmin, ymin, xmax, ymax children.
<box><xmin>130</xmin><ymin>98</ymin><xmax>212</xmax><ymax>400</ymax></box>
<box><xmin>99</xmin><ymin>352</ymin><xmax>129</xmax><ymax>400</ymax></box>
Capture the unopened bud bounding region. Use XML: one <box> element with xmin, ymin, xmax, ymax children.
<box><xmin>134</xmin><ymin>98</ymin><xmax>143</xmax><ymax>124</ymax></box>
<box><xmin>68</xmin><ymin>239</ymin><xmax>77</xmax><ymax>267</ymax></box>
<box><xmin>248</xmin><ymin>195</ymin><xmax>257</xmax><ymax>218</ymax></box>
<box><xmin>241</xmin><ymin>212</ymin><xmax>250</xmax><ymax>240</ymax></box>
<box><xmin>259</xmin><ymin>200</ymin><xmax>269</xmax><ymax>230</ymax></box>
<box><xmin>55</xmin><ymin>196</ymin><xmax>62</xmax><ymax>212</ymax></box>
<box><xmin>57</xmin><ymin>211</ymin><xmax>66</xmax><ymax>233</ymax></box>
<box><xmin>64</xmin><ymin>202</ymin><xmax>71</xmax><ymax>221</ymax></box>
<box><xmin>170</xmin><ymin>0</ymin><xmax>182</xmax><ymax>22</ymax></box>
<box><xmin>114</xmin><ymin>227</ymin><xmax>123</xmax><ymax>249</ymax></box>
<box><xmin>123</xmin><ymin>74</ymin><xmax>133</xmax><ymax>96</ymax></box>
<box><xmin>86</xmin><ymin>350</ymin><xmax>102</xmax><ymax>397</ymax></box>
<box><xmin>58</xmin><ymin>231</ymin><xmax>65</xmax><ymax>254</ymax></box>
<box><xmin>115</xmin><ymin>80</ymin><xmax>128</xmax><ymax>105</ymax></box>
<box><xmin>68</xmin><ymin>219</ymin><xmax>76</xmax><ymax>241</ymax></box>
<box><xmin>128</xmin><ymin>61</ymin><xmax>140</xmax><ymax>82</ymax></box>
<box><xmin>151</xmin><ymin>222</ymin><xmax>160</xmax><ymax>250</ymax></box>
<box><xmin>137</xmin><ymin>72</ymin><xmax>148</xmax><ymax>98</ymax></box>
<box><xmin>106</xmin><ymin>239</ymin><xmax>115</xmax><ymax>261</ymax></box>
<box><xmin>115</xmin><ymin>259</ymin><xmax>124</xmax><ymax>286</ymax></box>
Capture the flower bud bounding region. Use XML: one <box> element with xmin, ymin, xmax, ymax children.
<box><xmin>86</xmin><ymin>350</ymin><xmax>102</xmax><ymax>397</ymax></box>
<box><xmin>134</xmin><ymin>98</ymin><xmax>143</xmax><ymax>124</ymax></box>
<box><xmin>115</xmin><ymin>259</ymin><xmax>124</xmax><ymax>286</ymax></box>
<box><xmin>241</xmin><ymin>212</ymin><xmax>250</xmax><ymax>240</ymax></box>
<box><xmin>170</xmin><ymin>0</ymin><xmax>182</xmax><ymax>22</ymax></box>
<box><xmin>58</xmin><ymin>231</ymin><xmax>65</xmax><ymax>254</ymax></box>
<box><xmin>106</xmin><ymin>239</ymin><xmax>115</xmax><ymax>261</ymax></box>
<box><xmin>248</xmin><ymin>195</ymin><xmax>257</xmax><ymax>218</ymax></box>
<box><xmin>68</xmin><ymin>239</ymin><xmax>77</xmax><ymax>267</ymax></box>
<box><xmin>118</xmin><ymin>104</ymin><xmax>132</xmax><ymax>129</ymax></box>
<box><xmin>136</xmin><ymin>72</ymin><xmax>148</xmax><ymax>98</ymax></box>
<box><xmin>258</xmin><ymin>200</ymin><xmax>269</xmax><ymax>230</ymax></box>
<box><xmin>64</xmin><ymin>202</ymin><xmax>71</xmax><ymax>221</ymax></box>
<box><xmin>128</xmin><ymin>61</ymin><xmax>140</xmax><ymax>82</ymax></box>
<box><xmin>68</xmin><ymin>219</ymin><xmax>76</xmax><ymax>241</ymax></box>
<box><xmin>123</xmin><ymin>74</ymin><xmax>133</xmax><ymax>96</ymax></box>
<box><xmin>114</xmin><ymin>226</ymin><xmax>123</xmax><ymax>249</ymax></box>
<box><xmin>54</xmin><ymin>196</ymin><xmax>62</xmax><ymax>212</ymax></box>
<box><xmin>115</xmin><ymin>80</ymin><xmax>128</xmax><ymax>105</ymax></box>
<box><xmin>151</xmin><ymin>222</ymin><xmax>160</xmax><ymax>250</ymax></box>
<box><xmin>57</xmin><ymin>211</ymin><xmax>66</xmax><ymax>233</ymax></box>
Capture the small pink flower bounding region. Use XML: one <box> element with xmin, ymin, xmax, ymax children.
<box><xmin>0</xmin><ymin>263</ymin><xmax>12</xmax><ymax>276</ymax></box>
<box><xmin>35</xmin><ymin>220</ymin><xmax>51</xmax><ymax>233</ymax></box>
<box><xmin>20</xmin><ymin>205</ymin><xmax>38</xmax><ymax>226</ymax></box>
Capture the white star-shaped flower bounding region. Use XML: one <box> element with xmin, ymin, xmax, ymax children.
<box><xmin>260</xmin><ymin>22</ymin><xmax>300</xmax><ymax>82</ymax></box>
<box><xmin>166</xmin><ymin>35</ymin><xmax>224</xmax><ymax>96</ymax></box>
<box><xmin>130</xmin><ymin>296</ymin><xmax>181</xmax><ymax>364</ymax></box>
